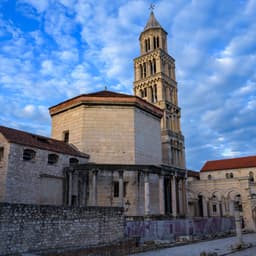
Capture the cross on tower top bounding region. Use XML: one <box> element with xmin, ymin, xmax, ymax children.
<box><xmin>149</xmin><ymin>4</ymin><xmax>155</xmax><ymax>11</ymax></box>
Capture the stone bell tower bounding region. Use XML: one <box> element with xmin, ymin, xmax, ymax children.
<box><xmin>133</xmin><ymin>10</ymin><xmax>186</xmax><ymax>169</ymax></box>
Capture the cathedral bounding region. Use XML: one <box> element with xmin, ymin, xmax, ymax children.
<box><xmin>49</xmin><ymin>11</ymin><xmax>187</xmax><ymax>216</ymax></box>
<box><xmin>0</xmin><ymin>11</ymin><xmax>187</xmax><ymax>217</ymax></box>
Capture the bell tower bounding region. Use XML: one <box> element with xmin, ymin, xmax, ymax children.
<box><xmin>133</xmin><ymin>11</ymin><xmax>186</xmax><ymax>169</ymax></box>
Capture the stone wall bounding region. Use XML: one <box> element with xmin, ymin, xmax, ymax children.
<box><xmin>125</xmin><ymin>217</ymin><xmax>235</xmax><ymax>242</ymax></box>
<box><xmin>135</xmin><ymin>108</ymin><xmax>161</xmax><ymax>165</ymax></box>
<box><xmin>0</xmin><ymin>134</ymin><xmax>9</xmax><ymax>201</ymax></box>
<box><xmin>3</xmin><ymin>143</ymin><xmax>87</xmax><ymax>205</ymax></box>
<box><xmin>0</xmin><ymin>203</ymin><xmax>124</xmax><ymax>255</ymax></box>
<box><xmin>51</xmin><ymin>104</ymin><xmax>162</xmax><ymax>165</ymax></box>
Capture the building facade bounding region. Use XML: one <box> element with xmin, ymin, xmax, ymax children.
<box><xmin>0</xmin><ymin>126</ymin><xmax>89</xmax><ymax>205</ymax></box>
<box><xmin>188</xmin><ymin>156</ymin><xmax>256</xmax><ymax>231</ymax></box>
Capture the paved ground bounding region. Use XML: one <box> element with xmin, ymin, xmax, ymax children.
<box><xmin>129</xmin><ymin>233</ymin><xmax>256</xmax><ymax>256</ymax></box>
<box><xmin>229</xmin><ymin>246</ymin><xmax>256</xmax><ymax>255</ymax></box>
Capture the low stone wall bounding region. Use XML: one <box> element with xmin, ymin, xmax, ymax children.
<box><xmin>125</xmin><ymin>217</ymin><xmax>235</xmax><ymax>242</ymax></box>
<box><xmin>0</xmin><ymin>203</ymin><xmax>124</xmax><ymax>255</ymax></box>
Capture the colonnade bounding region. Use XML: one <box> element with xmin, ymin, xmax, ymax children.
<box><xmin>65</xmin><ymin>168</ymin><xmax>187</xmax><ymax>217</ymax></box>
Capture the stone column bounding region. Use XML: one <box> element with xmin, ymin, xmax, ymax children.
<box><xmin>234</xmin><ymin>202</ymin><xmax>243</xmax><ymax>245</ymax></box>
<box><xmin>144</xmin><ymin>172</ymin><xmax>150</xmax><ymax>215</ymax></box>
<box><xmin>182</xmin><ymin>179</ymin><xmax>188</xmax><ymax>216</ymax></box>
<box><xmin>171</xmin><ymin>175</ymin><xmax>177</xmax><ymax>217</ymax></box>
<box><xmin>203</xmin><ymin>198</ymin><xmax>208</xmax><ymax>217</ymax></box>
<box><xmin>178</xmin><ymin>179</ymin><xmax>184</xmax><ymax>215</ymax></box>
<box><xmin>158</xmin><ymin>174</ymin><xmax>165</xmax><ymax>215</ymax></box>
<box><xmin>119</xmin><ymin>171</ymin><xmax>124</xmax><ymax>207</ymax></box>
<box><xmin>92</xmin><ymin>170</ymin><xmax>98</xmax><ymax>206</ymax></box>
<box><xmin>82</xmin><ymin>175</ymin><xmax>87</xmax><ymax>206</ymax></box>
<box><xmin>229</xmin><ymin>200</ymin><xmax>235</xmax><ymax>216</ymax></box>
<box><xmin>68</xmin><ymin>172</ymin><xmax>72</xmax><ymax>206</ymax></box>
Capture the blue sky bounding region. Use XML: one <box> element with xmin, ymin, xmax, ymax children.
<box><xmin>0</xmin><ymin>0</ymin><xmax>255</xmax><ymax>170</ymax></box>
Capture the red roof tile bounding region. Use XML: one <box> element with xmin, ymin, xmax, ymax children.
<box><xmin>49</xmin><ymin>90</ymin><xmax>163</xmax><ymax>118</ymax></box>
<box><xmin>0</xmin><ymin>126</ymin><xmax>89</xmax><ymax>158</ymax></box>
<box><xmin>201</xmin><ymin>156</ymin><xmax>256</xmax><ymax>172</ymax></box>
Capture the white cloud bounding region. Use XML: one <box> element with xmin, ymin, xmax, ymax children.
<box><xmin>19</xmin><ymin>0</ymin><xmax>50</xmax><ymax>13</ymax></box>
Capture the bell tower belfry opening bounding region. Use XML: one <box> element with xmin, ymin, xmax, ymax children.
<box><xmin>133</xmin><ymin>10</ymin><xmax>186</xmax><ymax>169</ymax></box>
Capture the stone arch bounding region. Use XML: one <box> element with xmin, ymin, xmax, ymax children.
<box><xmin>225</xmin><ymin>189</ymin><xmax>241</xmax><ymax>200</ymax></box>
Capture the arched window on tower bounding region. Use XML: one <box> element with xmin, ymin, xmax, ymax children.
<box><xmin>140</xmin><ymin>64</ymin><xmax>143</xmax><ymax>79</ymax></box>
<box><xmin>156</xmin><ymin>36</ymin><xmax>159</xmax><ymax>48</ymax></box>
<box><xmin>153</xmin><ymin>59</ymin><xmax>156</xmax><ymax>73</ymax></box>
<box><xmin>149</xmin><ymin>86</ymin><xmax>153</xmax><ymax>103</ymax></box>
<box><xmin>149</xmin><ymin>60</ymin><xmax>153</xmax><ymax>75</ymax></box>
<box><xmin>153</xmin><ymin>84</ymin><xmax>157</xmax><ymax>102</ymax></box>
<box><xmin>145</xmin><ymin>39</ymin><xmax>147</xmax><ymax>52</ymax></box>
<box><xmin>144</xmin><ymin>88</ymin><xmax>147</xmax><ymax>97</ymax></box>
<box><xmin>153</xmin><ymin>36</ymin><xmax>156</xmax><ymax>49</ymax></box>
<box><xmin>147</xmin><ymin>38</ymin><xmax>150</xmax><ymax>51</ymax></box>
<box><xmin>140</xmin><ymin>89</ymin><xmax>144</xmax><ymax>98</ymax></box>
<box><xmin>143</xmin><ymin>63</ymin><xmax>147</xmax><ymax>77</ymax></box>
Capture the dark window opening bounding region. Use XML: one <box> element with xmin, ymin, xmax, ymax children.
<box><xmin>212</xmin><ymin>204</ymin><xmax>217</xmax><ymax>212</ymax></box>
<box><xmin>63</xmin><ymin>131</ymin><xmax>69</xmax><ymax>143</ymax></box>
<box><xmin>143</xmin><ymin>63</ymin><xmax>147</xmax><ymax>77</ymax></box>
<box><xmin>144</xmin><ymin>88</ymin><xmax>147</xmax><ymax>97</ymax></box>
<box><xmin>70</xmin><ymin>158</ymin><xmax>79</xmax><ymax>165</ymax></box>
<box><xmin>48</xmin><ymin>153</ymin><xmax>59</xmax><ymax>165</ymax></box>
<box><xmin>114</xmin><ymin>181</ymin><xmax>119</xmax><ymax>197</ymax></box>
<box><xmin>153</xmin><ymin>59</ymin><xmax>156</xmax><ymax>73</ymax></box>
<box><xmin>198</xmin><ymin>195</ymin><xmax>203</xmax><ymax>217</ymax></box>
<box><xmin>249</xmin><ymin>171</ymin><xmax>254</xmax><ymax>182</ymax></box>
<box><xmin>23</xmin><ymin>149</ymin><xmax>36</xmax><ymax>161</ymax></box>
<box><xmin>140</xmin><ymin>64</ymin><xmax>143</xmax><ymax>79</ymax></box>
<box><xmin>208</xmin><ymin>174</ymin><xmax>212</xmax><ymax>180</ymax></box>
<box><xmin>0</xmin><ymin>147</ymin><xmax>4</xmax><ymax>161</ymax></box>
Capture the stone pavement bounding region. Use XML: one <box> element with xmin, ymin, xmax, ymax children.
<box><xmin>129</xmin><ymin>233</ymin><xmax>256</xmax><ymax>256</ymax></box>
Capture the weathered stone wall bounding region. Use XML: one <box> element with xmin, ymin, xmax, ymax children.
<box><xmin>0</xmin><ymin>203</ymin><xmax>124</xmax><ymax>255</ymax></box>
<box><xmin>51</xmin><ymin>104</ymin><xmax>162</xmax><ymax>165</ymax></box>
<box><xmin>0</xmin><ymin>134</ymin><xmax>10</xmax><ymax>202</ymax></box>
<box><xmin>51</xmin><ymin>105</ymin><xmax>85</xmax><ymax>151</ymax></box>
<box><xmin>135</xmin><ymin>108</ymin><xmax>162</xmax><ymax>165</ymax></box>
<box><xmin>125</xmin><ymin>217</ymin><xmax>235</xmax><ymax>242</ymax></box>
<box><xmin>188</xmin><ymin>173</ymin><xmax>256</xmax><ymax>231</ymax></box>
<box><xmin>200</xmin><ymin>167</ymin><xmax>256</xmax><ymax>180</ymax></box>
<box><xmin>3</xmin><ymin>143</ymin><xmax>87</xmax><ymax>205</ymax></box>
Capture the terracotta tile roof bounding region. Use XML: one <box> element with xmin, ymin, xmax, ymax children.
<box><xmin>201</xmin><ymin>156</ymin><xmax>256</xmax><ymax>172</ymax></box>
<box><xmin>0</xmin><ymin>126</ymin><xmax>89</xmax><ymax>158</ymax></box>
<box><xmin>49</xmin><ymin>90</ymin><xmax>163</xmax><ymax>118</ymax></box>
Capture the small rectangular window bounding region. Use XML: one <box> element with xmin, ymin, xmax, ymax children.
<box><xmin>0</xmin><ymin>147</ymin><xmax>4</xmax><ymax>161</ymax></box>
<box><xmin>63</xmin><ymin>131</ymin><xmax>69</xmax><ymax>143</ymax></box>
<box><xmin>114</xmin><ymin>181</ymin><xmax>119</xmax><ymax>197</ymax></box>
<box><xmin>23</xmin><ymin>149</ymin><xmax>36</xmax><ymax>161</ymax></box>
<box><xmin>212</xmin><ymin>204</ymin><xmax>217</xmax><ymax>212</ymax></box>
<box><xmin>48</xmin><ymin>153</ymin><xmax>59</xmax><ymax>165</ymax></box>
